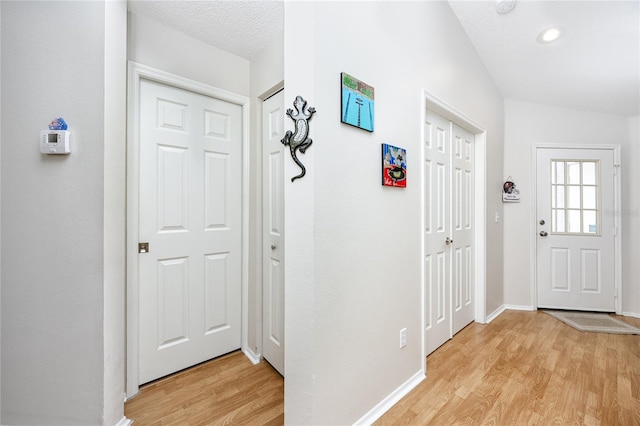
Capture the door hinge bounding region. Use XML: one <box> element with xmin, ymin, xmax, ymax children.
<box><xmin>613</xmin><ymin>164</ymin><xmax>621</xmax><ymax>175</ymax></box>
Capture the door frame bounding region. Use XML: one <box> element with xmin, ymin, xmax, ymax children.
<box><xmin>125</xmin><ymin>62</ymin><xmax>251</xmax><ymax>398</ymax></box>
<box><xmin>422</xmin><ymin>90</ymin><xmax>487</xmax><ymax>370</ymax></box>
<box><xmin>531</xmin><ymin>144</ymin><xmax>622</xmax><ymax>314</ymax></box>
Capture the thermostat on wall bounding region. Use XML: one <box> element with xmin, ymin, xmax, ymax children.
<box><xmin>40</xmin><ymin>130</ymin><xmax>71</xmax><ymax>154</ymax></box>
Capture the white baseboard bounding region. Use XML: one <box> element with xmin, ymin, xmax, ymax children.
<box><xmin>115</xmin><ymin>416</ymin><xmax>133</xmax><ymax>426</ymax></box>
<box><xmin>353</xmin><ymin>370</ymin><xmax>425</xmax><ymax>426</ymax></box>
<box><xmin>242</xmin><ymin>347</ymin><xmax>261</xmax><ymax>365</ymax></box>
<box><xmin>622</xmin><ymin>311</ymin><xmax>640</xmax><ymax>319</ymax></box>
<box><xmin>504</xmin><ymin>304</ymin><xmax>535</xmax><ymax>312</ymax></box>
<box><xmin>485</xmin><ymin>304</ymin><xmax>506</xmax><ymax>323</ymax></box>
<box><xmin>485</xmin><ymin>304</ymin><xmax>535</xmax><ymax>323</ymax></box>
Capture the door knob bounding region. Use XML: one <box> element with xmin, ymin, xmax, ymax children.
<box><xmin>271</xmin><ymin>245</ymin><xmax>277</xmax><ymax>250</ymax></box>
<box><xmin>445</xmin><ymin>237</ymin><xmax>453</xmax><ymax>245</ymax></box>
<box><xmin>539</xmin><ymin>231</ymin><xmax>548</xmax><ymax>237</ymax></box>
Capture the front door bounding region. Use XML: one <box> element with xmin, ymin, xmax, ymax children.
<box><xmin>138</xmin><ymin>78</ymin><xmax>243</xmax><ymax>383</ymax></box>
<box><xmin>536</xmin><ymin>147</ymin><xmax>616</xmax><ymax>311</ymax></box>
<box><xmin>424</xmin><ymin>109</ymin><xmax>475</xmax><ymax>355</ymax></box>
<box><xmin>262</xmin><ymin>90</ymin><xmax>285</xmax><ymax>376</ymax></box>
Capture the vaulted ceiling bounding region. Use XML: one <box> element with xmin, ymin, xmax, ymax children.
<box><xmin>448</xmin><ymin>0</ymin><xmax>639</xmax><ymax>117</ymax></box>
<box><xmin>128</xmin><ymin>0</ymin><xmax>640</xmax><ymax>117</ymax></box>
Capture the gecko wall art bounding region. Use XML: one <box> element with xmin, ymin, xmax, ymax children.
<box><xmin>281</xmin><ymin>95</ymin><xmax>316</xmax><ymax>182</ymax></box>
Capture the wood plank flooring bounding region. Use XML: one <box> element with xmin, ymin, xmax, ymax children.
<box><xmin>125</xmin><ymin>310</ymin><xmax>640</xmax><ymax>425</ymax></box>
<box><xmin>124</xmin><ymin>351</ymin><xmax>284</xmax><ymax>425</ymax></box>
<box><xmin>377</xmin><ymin>310</ymin><xmax>640</xmax><ymax>425</ymax></box>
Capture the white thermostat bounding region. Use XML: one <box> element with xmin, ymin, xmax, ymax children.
<box><xmin>40</xmin><ymin>130</ymin><xmax>71</xmax><ymax>154</ymax></box>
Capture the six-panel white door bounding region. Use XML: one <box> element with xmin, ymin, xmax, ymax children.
<box><xmin>262</xmin><ymin>90</ymin><xmax>285</xmax><ymax>376</ymax></box>
<box><xmin>451</xmin><ymin>124</ymin><xmax>475</xmax><ymax>335</ymax></box>
<box><xmin>424</xmin><ymin>109</ymin><xmax>475</xmax><ymax>355</ymax></box>
<box><xmin>138</xmin><ymin>79</ymin><xmax>243</xmax><ymax>384</ymax></box>
<box><xmin>424</xmin><ymin>111</ymin><xmax>452</xmax><ymax>355</ymax></box>
<box><xmin>536</xmin><ymin>148</ymin><xmax>615</xmax><ymax>311</ymax></box>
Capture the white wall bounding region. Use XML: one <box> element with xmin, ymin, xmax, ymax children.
<box><xmin>503</xmin><ymin>99</ymin><xmax>638</xmax><ymax>315</ymax></box>
<box><xmin>128</xmin><ymin>12</ymin><xmax>249</xmax><ymax>96</ymax></box>
<box><xmin>282</xmin><ymin>5</ymin><xmax>316</xmax><ymax>422</ymax></box>
<box><xmin>624</xmin><ymin>115</ymin><xmax>640</xmax><ymax>316</ymax></box>
<box><xmin>0</xmin><ymin>1</ymin><xmax>124</xmax><ymax>423</ymax></box>
<box><xmin>0</xmin><ymin>2</ymin><xmax>3</xmax><ymax>417</ymax></box>
<box><xmin>103</xmin><ymin>1</ymin><xmax>128</xmax><ymax>425</ymax></box>
<box><xmin>283</xmin><ymin>2</ymin><xmax>504</xmax><ymax>424</ymax></box>
<box><xmin>247</xmin><ymin>31</ymin><xmax>284</xmax><ymax>358</ymax></box>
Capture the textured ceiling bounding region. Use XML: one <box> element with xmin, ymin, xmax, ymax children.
<box><xmin>448</xmin><ymin>0</ymin><xmax>640</xmax><ymax>117</ymax></box>
<box><xmin>128</xmin><ymin>0</ymin><xmax>284</xmax><ymax>60</ymax></box>
<box><xmin>128</xmin><ymin>0</ymin><xmax>639</xmax><ymax>117</ymax></box>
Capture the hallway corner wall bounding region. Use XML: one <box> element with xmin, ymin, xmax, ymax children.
<box><xmin>624</xmin><ymin>115</ymin><xmax>640</xmax><ymax>316</ymax></box>
<box><xmin>1</xmin><ymin>2</ymin><xmax>108</xmax><ymax>423</ymax></box>
<box><xmin>103</xmin><ymin>1</ymin><xmax>128</xmax><ymax>425</ymax></box>
<box><xmin>283</xmin><ymin>1</ymin><xmax>505</xmax><ymax>424</ymax></box>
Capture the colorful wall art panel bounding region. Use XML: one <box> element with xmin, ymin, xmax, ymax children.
<box><xmin>341</xmin><ymin>72</ymin><xmax>374</xmax><ymax>132</ymax></box>
<box><xmin>382</xmin><ymin>143</ymin><xmax>407</xmax><ymax>188</ymax></box>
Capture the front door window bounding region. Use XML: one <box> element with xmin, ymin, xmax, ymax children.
<box><xmin>551</xmin><ymin>160</ymin><xmax>600</xmax><ymax>235</ymax></box>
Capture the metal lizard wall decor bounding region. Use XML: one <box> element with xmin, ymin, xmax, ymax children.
<box><xmin>281</xmin><ymin>95</ymin><xmax>316</xmax><ymax>182</ymax></box>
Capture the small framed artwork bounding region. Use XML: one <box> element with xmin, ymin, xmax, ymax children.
<box><xmin>341</xmin><ymin>72</ymin><xmax>374</xmax><ymax>132</ymax></box>
<box><xmin>382</xmin><ymin>143</ymin><xmax>407</xmax><ymax>188</ymax></box>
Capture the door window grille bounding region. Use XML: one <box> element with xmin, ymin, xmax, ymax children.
<box><xmin>551</xmin><ymin>160</ymin><xmax>600</xmax><ymax>234</ymax></box>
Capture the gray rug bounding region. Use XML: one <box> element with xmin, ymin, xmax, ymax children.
<box><xmin>544</xmin><ymin>310</ymin><xmax>640</xmax><ymax>335</ymax></box>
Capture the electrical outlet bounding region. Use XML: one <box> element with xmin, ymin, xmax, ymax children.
<box><xmin>400</xmin><ymin>328</ymin><xmax>407</xmax><ymax>348</ymax></box>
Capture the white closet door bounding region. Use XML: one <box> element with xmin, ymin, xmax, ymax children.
<box><xmin>262</xmin><ymin>90</ymin><xmax>285</xmax><ymax>376</ymax></box>
<box><xmin>424</xmin><ymin>109</ymin><xmax>475</xmax><ymax>355</ymax></box>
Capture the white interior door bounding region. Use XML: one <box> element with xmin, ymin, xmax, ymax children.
<box><xmin>424</xmin><ymin>110</ymin><xmax>452</xmax><ymax>355</ymax></box>
<box><xmin>451</xmin><ymin>124</ymin><xmax>475</xmax><ymax>334</ymax></box>
<box><xmin>262</xmin><ymin>90</ymin><xmax>285</xmax><ymax>376</ymax></box>
<box><xmin>424</xmin><ymin>109</ymin><xmax>475</xmax><ymax>355</ymax></box>
<box><xmin>536</xmin><ymin>148</ymin><xmax>616</xmax><ymax>311</ymax></box>
<box><xmin>138</xmin><ymin>79</ymin><xmax>243</xmax><ymax>384</ymax></box>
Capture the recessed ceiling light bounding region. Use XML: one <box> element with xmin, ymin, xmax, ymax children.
<box><xmin>537</xmin><ymin>27</ymin><xmax>564</xmax><ymax>44</ymax></box>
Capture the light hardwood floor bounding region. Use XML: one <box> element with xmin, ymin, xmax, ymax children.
<box><xmin>377</xmin><ymin>310</ymin><xmax>640</xmax><ymax>425</ymax></box>
<box><xmin>125</xmin><ymin>310</ymin><xmax>640</xmax><ymax>425</ymax></box>
<box><xmin>124</xmin><ymin>351</ymin><xmax>284</xmax><ymax>425</ymax></box>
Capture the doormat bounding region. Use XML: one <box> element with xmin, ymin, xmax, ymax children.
<box><xmin>544</xmin><ymin>310</ymin><xmax>640</xmax><ymax>335</ymax></box>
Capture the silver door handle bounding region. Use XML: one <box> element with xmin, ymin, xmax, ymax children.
<box><xmin>445</xmin><ymin>237</ymin><xmax>453</xmax><ymax>245</ymax></box>
<box><xmin>539</xmin><ymin>231</ymin><xmax>548</xmax><ymax>237</ymax></box>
